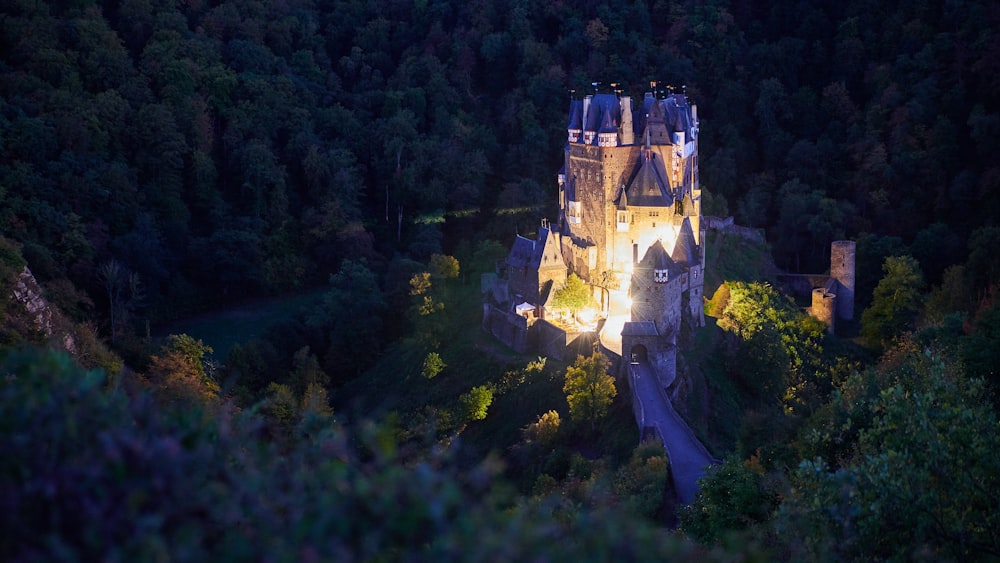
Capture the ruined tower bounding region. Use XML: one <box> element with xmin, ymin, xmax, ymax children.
<box><xmin>830</xmin><ymin>240</ymin><xmax>856</xmax><ymax>321</ymax></box>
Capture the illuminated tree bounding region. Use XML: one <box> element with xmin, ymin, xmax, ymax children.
<box><xmin>552</xmin><ymin>274</ymin><xmax>592</xmax><ymax>320</ymax></box>
<box><xmin>563</xmin><ymin>353</ymin><xmax>616</xmax><ymax>429</ymax></box>
<box><xmin>146</xmin><ymin>334</ymin><xmax>218</xmax><ymax>408</ymax></box>
<box><xmin>429</xmin><ymin>254</ymin><xmax>459</xmax><ymax>279</ymax></box>
<box><xmin>458</xmin><ymin>385</ymin><xmax>493</xmax><ymax>422</ymax></box>
<box><xmin>421</xmin><ymin>352</ymin><xmax>446</xmax><ymax>379</ymax></box>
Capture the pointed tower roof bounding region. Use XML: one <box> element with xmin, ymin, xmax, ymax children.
<box><xmin>583</xmin><ymin>93</ymin><xmax>620</xmax><ymax>133</ymax></box>
<box><xmin>645</xmin><ymin>240</ymin><xmax>673</xmax><ymax>270</ymax></box>
<box><xmin>671</xmin><ymin>217</ymin><xmax>700</xmax><ymax>266</ymax></box>
<box><xmin>598</xmin><ymin>108</ymin><xmax>617</xmax><ymax>133</ymax></box>
<box><xmin>633</xmin><ymin>239</ymin><xmax>683</xmax><ymax>286</ymax></box>
<box><xmin>567</xmin><ymin>100</ymin><xmax>583</xmax><ymax>130</ymax></box>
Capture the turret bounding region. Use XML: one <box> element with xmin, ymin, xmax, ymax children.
<box><xmin>567</xmin><ymin>99</ymin><xmax>583</xmax><ymax>144</ymax></box>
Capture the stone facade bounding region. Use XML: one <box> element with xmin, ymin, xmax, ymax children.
<box><xmin>485</xmin><ymin>85</ymin><xmax>704</xmax><ymax>367</ymax></box>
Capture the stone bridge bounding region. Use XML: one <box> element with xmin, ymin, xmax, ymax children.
<box><xmin>625</xmin><ymin>359</ymin><xmax>719</xmax><ymax>504</ymax></box>
<box><xmin>599</xmin><ymin>316</ymin><xmax>718</xmax><ymax>505</ymax></box>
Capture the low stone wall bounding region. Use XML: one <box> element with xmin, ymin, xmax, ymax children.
<box><xmin>534</xmin><ymin>319</ymin><xmax>570</xmax><ymax>361</ymax></box>
<box><xmin>777</xmin><ymin>273</ymin><xmax>833</xmax><ymax>298</ymax></box>
<box><xmin>483</xmin><ymin>304</ymin><xmax>529</xmax><ymax>354</ymax></box>
<box><xmin>704</xmin><ymin>215</ymin><xmax>765</xmax><ymax>243</ymax></box>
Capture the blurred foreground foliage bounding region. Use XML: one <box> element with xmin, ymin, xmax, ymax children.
<box><xmin>0</xmin><ymin>346</ymin><xmax>757</xmax><ymax>562</ymax></box>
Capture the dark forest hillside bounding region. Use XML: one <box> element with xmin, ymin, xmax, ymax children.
<box><xmin>3</xmin><ymin>1</ymin><xmax>1000</xmax><ymax>560</ymax></box>
<box><xmin>3</xmin><ymin>0</ymin><xmax>998</xmax><ymax>328</ymax></box>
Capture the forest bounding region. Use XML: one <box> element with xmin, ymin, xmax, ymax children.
<box><xmin>1</xmin><ymin>0</ymin><xmax>999</xmax><ymax>560</ymax></box>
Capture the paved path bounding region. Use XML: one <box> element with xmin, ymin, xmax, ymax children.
<box><xmin>628</xmin><ymin>360</ymin><xmax>717</xmax><ymax>505</ymax></box>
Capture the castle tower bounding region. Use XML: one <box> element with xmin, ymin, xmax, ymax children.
<box><xmin>831</xmin><ymin>240</ymin><xmax>855</xmax><ymax>321</ymax></box>
<box><xmin>811</xmin><ymin>287</ymin><xmax>837</xmax><ymax>334</ymax></box>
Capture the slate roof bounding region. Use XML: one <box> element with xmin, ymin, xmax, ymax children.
<box><xmin>662</xmin><ymin>94</ymin><xmax>694</xmax><ymax>135</ymax></box>
<box><xmin>507</xmin><ymin>235</ymin><xmax>536</xmax><ymax>268</ymax></box>
<box><xmin>567</xmin><ymin>100</ymin><xmax>583</xmax><ymax>130</ymax></box>
<box><xmin>634</xmin><ymin>92</ymin><xmax>694</xmax><ymax>141</ymax></box>
<box><xmin>506</xmin><ymin>227</ymin><xmax>563</xmax><ymax>271</ymax></box>
<box><xmin>599</xmin><ymin>108</ymin><xmax>618</xmax><ymax>133</ymax></box>
<box><xmin>583</xmin><ymin>94</ymin><xmax>621</xmax><ymax>132</ymax></box>
<box><xmin>635</xmin><ymin>240</ymin><xmax>684</xmax><ymax>280</ymax></box>
<box><xmin>671</xmin><ymin>217</ymin><xmax>700</xmax><ymax>266</ymax></box>
<box><xmin>567</xmin><ymin>89</ymin><xmax>695</xmax><ymax>147</ymax></box>
<box><xmin>622</xmin><ymin>320</ymin><xmax>658</xmax><ymax>336</ymax></box>
<box><xmin>624</xmin><ymin>152</ymin><xmax>673</xmax><ymax>207</ymax></box>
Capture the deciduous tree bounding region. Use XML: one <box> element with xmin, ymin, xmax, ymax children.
<box><xmin>562</xmin><ymin>353</ymin><xmax>615</xmax><ymax>429</ymax></box>
<box><xmin>552</xmin><ymin>273</ymin><xmax>592</xmax><ymax>320</ymax></box>
<box><xmin>861</xmin><ymin>255</ymin><xmax>924</xmax><ymax>349</ymax></box>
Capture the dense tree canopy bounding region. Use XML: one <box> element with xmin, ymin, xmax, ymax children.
<box><xmin>2</xmin><ymin>0</ymin><xmax>998</xmax><ymax>338</ymax></box>
<box><xmin>3</xmin><ymin>0</ymin><xmax>1000</xmax><ymax>558</ymax></box>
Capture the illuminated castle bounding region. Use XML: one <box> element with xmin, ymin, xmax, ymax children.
<box><xmin>485</xmin><ymin>83</ymin><xmax>704</xmax><ymax>369</ymax></box>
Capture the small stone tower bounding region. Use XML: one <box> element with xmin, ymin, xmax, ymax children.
<box><xmin>830</xmin><ymin>240</ymin><xmax>856</xmax><ymax>321</ymax></box>
<box><xmin>811</xmin><ymin>287</ymin><xmax>837</xmax><ymax>334</ymax></box>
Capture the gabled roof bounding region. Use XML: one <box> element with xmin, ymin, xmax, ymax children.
<box><xmin>507</xmin><ymin>227</ymin><xmax>564</xmax><ymax>271</ymax></box>
<box><xmin>671</xmin><ymin>217</ymin><xmax>700</xmax><ymax>266</ymax></box>
<box><xmin>507</xmin><ymin>235</ymin><xmax>536</xmax><ymax>268</ymax></box>
<box><xmin>534</xmin><ymin>226</ymin><xmax>563</xmax><ymax>270</ymax></box>
<box><xmin>624</xmin><ymin>152</ymin><xmax>673</xmax><ymax>207</ymax></box>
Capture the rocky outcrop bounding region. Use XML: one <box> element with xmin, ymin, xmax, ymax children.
<box><xmin>11</xmin><ymin>266</ymin><xmax>75</xmax><ymax>353</ymax></box>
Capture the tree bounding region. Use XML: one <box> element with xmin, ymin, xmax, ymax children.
<box><xmin>146</xmin><ymin>334</ymin><xmax>218</xmax><ymax>408</ymax></box>
<box><xmin>408</xmin><ymin>271</ymin><xmax>446</xmax><ymax>347</ymax></box>
<box><xmin>552</xmin><ymin>274</ymin><xmax>592</xmax><ymax>320</ymax></box>
<box><xmin>523</xmin><ymin>410</ymin><xmax>561</xmax><ymax>445</ymax></box>
<box><xmin>614</xmin><ymin>442</ymin><xmax>670</xmax><ymax>519</ymax></box>
<box><xmin>421</xmin><ymin>351</ymin><xmax>446</xmax><ymax>379</ymax></box>
<box><xmin>562</xmin><ymin>353</ymin><xmax>616</xmax><ymax>429</ymax></box>
<box><xmin>680</xmin><ymin>457</ymin><xmax>778</xmax><ymax>544</ymax></box>
<box><xmin>861</xmin><ymin>256</ymin><xmax>924</xmax><ymax>349</ymax></box>
<box><xmin>778</xmin><ymin>343</ymin><xmax>1000</xmax><ymax>560</ymax></box>
<box><xmin>458</xmin><ymin>385</ymin><xmax>493</xmax><ymax>422</ymax></box>
<box><xmin>429</xmin><ymin>253</ymin><xmax>459</xmax><ymax>280</ymax></box>
<box><xmin>0</xmin><ymin>350</ymin><xmax>732</xmax><ymax>562</ymax></box>
<box><xmin>311</xmin><ymin>260</ymin><xmax>386</xmax><ymax>378</ymax></box>
<box><xmin>98</xmin><ymin>259</ymin><xmax>143</xmax><ymax>343</ymax></box>
<box><xmin>261</xmin><ymin>382</ymin><xmax>299</xmax><ymax>437</ymax></box>
<box><xmin>300</xmin><ymin>382</ymin><xmax>333</xmax><ymax>419</ymax></box>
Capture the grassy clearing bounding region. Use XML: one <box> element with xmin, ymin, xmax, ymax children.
<box><xmin>153</xmin><ymin>289</ymin><xmax>325</xmax><ymax>360</ymax></box>
<box><xmin>704</xmin><ymin>230</ymin><xmax>777</xmax><ymax>299</ymax></box>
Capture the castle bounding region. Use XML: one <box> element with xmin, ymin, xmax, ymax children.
<box><xmin>484</xmin><ymin>84</ymin><xmax>704</xmax><ymax>380</ymax></box>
